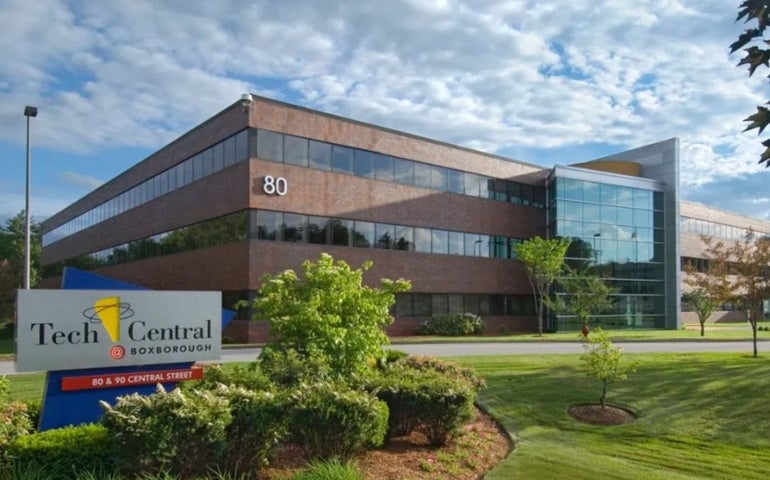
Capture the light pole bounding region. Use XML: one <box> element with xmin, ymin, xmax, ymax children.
<box><xmin>23</xmin><ymin>105</ymin><xmax>38</xmax><ymax>289</ymax></box>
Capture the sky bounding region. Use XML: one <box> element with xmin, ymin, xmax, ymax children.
<box><xmin>2</xmin><ymin>0</ymin><xmax>770</xmax><ymax>226</ymax></box>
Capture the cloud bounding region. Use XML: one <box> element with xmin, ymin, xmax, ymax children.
<box><xmin>0</xmin><ymin>0</ymin><xmax>768</xmax><ymax>219</ymax></box>
<box><xmin>60</xmin><ymin>171</ymin><xmax>103</xmax><ymax>190</ymax></box>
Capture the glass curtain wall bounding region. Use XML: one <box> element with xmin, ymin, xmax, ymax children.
<box><xmin>548</xmin><ymin>176</ymin><xmax>666</xmax><ymax>330</ymax></box>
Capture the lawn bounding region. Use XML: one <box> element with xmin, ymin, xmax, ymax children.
<box><xmin>457</xmin><ymin>352</ymin><xmax>770</xmax><ymax>480</ymax></box>
<box><xmin>393</xmin><ymin>321</ymin><xmax>770</xmax><ymax>344</ymax></box>
<box><xmin>5</xmin><ymin>353</ymin><xmax>770</xmax><ymax>479</ymax></box>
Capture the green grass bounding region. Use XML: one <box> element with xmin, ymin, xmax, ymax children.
<box><xmin>393</xmin><ymin>321</ymin><xmax>770</xmax><ymax>343</ymax></box>
<box><xmin>454</xmin><ymin>352</ymin><xmax>770</xmax><ymax>480</ymax></box>
<box><xmin>5</xmin><ymin>353</ymin><xmax>770</xmax><ymax>479</ymax></box>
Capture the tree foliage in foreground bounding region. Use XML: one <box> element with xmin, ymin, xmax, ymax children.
<box><xmin>247</xmin><ymin>253</ymin><xmax>411</xmax><ymax>377</ymax></box>
<box><xmin>580</xmin><ymin>328</ymin><xmax>638</xmax><ymax>408</ymax></box>
<box><xmin>514</xmin><ymin>236</ymin><xmax>571</xmax><ymax>335</ymax></box>
<box><xmin>731</xmin><ymin>0</ymin><xmax>770</xmax><ymax>166</ymax></box>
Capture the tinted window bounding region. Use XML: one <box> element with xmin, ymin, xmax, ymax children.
<box><xmin>309</xmin><ymin>140</ymin><xmax>331</xmax><ymax>171</ymax></box>
<box><xmin>394</xmin><ymin>158</ymin><xmax>414</xmax><ymax>185</ymax></box>
<box><xmin>256</xmin><ymin>211</ymin><xmax>281</xmax><ymax>240</ymax></box>
<box><xmin>282</xmin><ymin>213</ymin><xmax>306</xmax><ymax>243</ymax></box>
<box><xmin>332</xmin><ymin>145</ymin><xmax>354</xmax><ymax>174</ymax></box>
<box><xmin>394</xmin><ymin>225</ymin><xmax>413</xmax><ymax>251</ymax></box>
<box><xmin>203</xmin><ymin>147</ymin><xmax>215</xmax><ymax>176</ymax></box>
<box><xmin>448</xmin><ymin>169</ymin><xmax>464</xmax><ymax>194</ymax></box>
<box><xmin>375</xmin><ymin>223</ymin><xmax>394</xmax><ymax>249</ymax></box>
<box><xmin>354</xmin><ymin>150</ymin><xmax>375</xmax><ymax>178</ymax></box>
<box><xmin>258</xmin><ymin>130</ymin><xmax>283</xmax><ymax>162</ymax></box>
<box><xmin>432</xmin><ymin>229</ymin><xmax>448</xmax><ymax>254</ymax></box>
<box><xmin>308</xmin><ymin>216</ymin><xmax>328</xmax><ymax>244</ymax></box>
<box><xmin>374</xmin><ymin>154</ymin><xmax>395</xmax><ymax>182</ymax></box>
<box><xmin>329</xmin><ymin>219</ymin><xmax>351</xmax><ymax>246</ymax></box>
<box><xmin>285</xmin><ymin>135</ymin><xmax>309</xmax><ymax>167</ymax></box>
<box><xmin>430</xmin><ymin>166</ymin><xmax>448</xmax><ymax>191</ymax></box>
<box><xmin>352</xmin><ymin>220</ymin><xmax>374</xmax><ymax>247</ymax></box>
<box><xmin>414</xmin><ymin>227</ymin><xmax>432</xmax><ymax>253</ymax></box>
<box><xmin>413</xmin><ymin>163</ymin><xmax>431</xmax><ymax>189</ymax></box>
<box><xmin>223</xmin><ymin>137</ymin><xmax>235</xmax><ymax>168</ymax></box>
<box><xmin>234</xmin><ymin>129</ymin><xmax>248</xmax><ymax>163</ymax></box>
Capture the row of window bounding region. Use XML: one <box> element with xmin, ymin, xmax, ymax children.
<box><xmin>43</xmin><ymin>130</ymin><xmax>251</xmax><ymax>246</ymax></box>
<box><xmin>43</xmin><ymin>127</ymin><xmax>546</xmax><ymax>248</ymax></box>
<box><xmin>551</xmin><ymin>177</ymin><xmax>663</xmax><ymax>211</ymax></box>
<box><xmin>251</xmin><ymin>128</ymin><xmax>546</xmax><ymax>206</ymax></box>
<box><xmin>253</xmin><ymin>210</ymin><xmax>524</xmax><ymax>258</ymax></box>
<box><xmin>553</xmin><ymin>200</ymin><xmax>663</xmax><ymax>230</ymax></box>
<box><xmin>41</xmin><ymin>209</ymin><xmax>526</xmax><ymax>278</ymax></box>
<box><xmin>680</xmin><ymin>216</ymin><xmax>769</xmax><ymax>241</ymax></box>
<box><xmin>394</xmin><ymin>293</ymin><xmax>536</xmax><ymax>318</ymax></box>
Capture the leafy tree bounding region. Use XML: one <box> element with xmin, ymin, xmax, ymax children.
<box><xmin>246</xmin><ymin>253</ymin><xmax>411</xmax><ymax>377</ymax></box>
<box><xmin>546</xmin><ymin>267</ymin><xmax>617</xmax><ymax>331</ymax></box>
<box><xmin>730</xmin><ymin>1</ymin><xmax>770</xmax><ymax>166</ymax></box>
<box><xmin>695</xmin><ymin>231</ymin><xmax>770</xmax><ymax>357</ymax></box>
<box><xmin>681</xmin><ymin>289</ymin><xmax>723</xmax><ymax>337</ymax></box>
<box><xmin>580</xmin><ymin>327</ymin><xmax>638</xmax><ymax>408</ymax></box>
<box><xmin>0</xmin><ymin>211</ymin><xmax>41</xmax><ymax>323</ymax></box>
<box><xmin>514</xmin><ymin>236</ymin><xmax>571</xmax><ymax>335</ymax></box>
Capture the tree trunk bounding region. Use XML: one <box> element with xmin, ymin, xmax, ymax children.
<box><xmin>600</xmin><ymin>381</ymin><xmax>607</xmax><ymax>408</ymax></box>
<box><xmin>700</xmin><ymin>320</ymin><xmax>705</xmax><ymax>337</ymax></box>
<box><xmin>752</xmin><ymin>320</ymin><xmax>758</xmax><ymax>358</ymax></box>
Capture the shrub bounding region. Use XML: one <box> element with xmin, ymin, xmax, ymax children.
<box><xmin>218</xmin><ymin>385</ymin><xmax>289</xmax><ymax>473</ymax></box>
<box><xmin>288</xmin><ymin>382</ymin><xmax>388</xmax><ymax>460</ymax></box>
<box><xmin>0</xmin><ymin>376</ymin><xmax>32</xmax><ymax>466</ymax></box>
<box><xmin>187</xmin><ymin>362</ymin><xmax>273</xmax><ymax>392</ymax></box>
<box><xmin>417</xmin><ymin>313</ymin><xmax>484</xmax><ymax>336</ymax></box>
<box><xmin>259</xmin><ymin>347</ymin><xmax>332</xmax><ymax>386</ymax></box>
<box><xmin>245</xmin><ymin>253</ymin><xmax>411</xmax><ymax>378</ymax></box>
<box><xmin>6</xmin><ymin>424</ymin><xmax>115</xmax><ymax>478</ymax></box>
<box><xmin>366</xmin><ymin>356</ymin><xmax>483</xmax><ymax>445</ymax></box>
<box><xmin>100</xmin><ymin>385</ymin><xmax>231</xmax><ymax>478</ymax></box>
<box><xmin>290</xmin><ymin>458</ymin><xmax>364</xmax><ymax>480</ymax></box>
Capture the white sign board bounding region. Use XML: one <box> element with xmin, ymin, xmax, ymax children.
<box><xmin>16</xmin><ymin>290</ymin><xmax>221</xmax><ymax>372</ymax></box>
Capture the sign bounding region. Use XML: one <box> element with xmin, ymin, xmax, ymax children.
<box><xmin>61</xmin><ymin>367</ymin><xmax>204</xmax><ymax>391</ymax></box>
<box><xmin>16</xmin><ymin>290</ymin><xmax>221</xmax><ymax>372</ymax></box>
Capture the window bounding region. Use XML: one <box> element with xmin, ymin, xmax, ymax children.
<box><xmin>203</xmin><ymin>147</ymin><xmax>215</xmax><ymax>176</ymax></box>
<box><xmin>234</xmin><ymin>130</ymin><xmax>248</xmax><ymax>163</ymax></box>
<box><xmin>258</xmin><ymin>130</ymin><xmax>283</xmax><ymax>162</ymax></box>
<box><xmin>394</xmin><ymin>225</ymin><xmax>413</xmax><ymax>251</ymax></box>
<box><xmin>414</xmin><ymin>228</ymin><xmax>432</xmax><ymax>253</ymax></box>
<box><xmin>332</xmin><ymin>145</ymin><xmax>354</xmax><ymax>174</ymax></box>
<box><xmin>430</xmin><ymin>166</ymin><xmax>448</xmax><ymax>191</ymax></box>
<box><xmin>284</xmin><ymin>135</ymin><xmax>309</xmax><ymax>167</ymax></box>
<box><xmin>353</xmin><ymin>220</ymin><xmax>375</xmax><ymax>247</ymax></box>
<box><xmin>432</xmin><ymin>230</ymin><xmax>449</xmax><ymax>254</ymax></box>
<box><xmin>329</xmin><ymin>219</ymin><xmax>351</xmax><ymax>246</ymax></box>
<box><xmin>448</xmin><ymin>231</ymin><xmax>464</xmax><ymax>255</ymax></box>
<box><xmin>413</xmin><ymin>163</ymin><xmax>432</xmax><ymax>189</ymax></box>
<box><xmin>448</xmin><ymin>170</ymin><xmax>464</xmax><ymax>194</ymax></box>
<box><xmin>394</xmin><ymin>158</ymin><xmax>414</xmax><ymax>185</ymax></box>
<box><xmin>256</xmin><ymin>211</ymin><xmax>281</xmax><ymax>240</ymax></box>
<box><xmin>282</xmin><ymin>213</ymin><xmax>306</xmax><ymax>243</ymax></box>
<box><xmin>222</xmin><ymin>137</ymin><xmax>235</xmax><ymax>168</ymax></box>
<box><xmin>354</xmin><ymin>150</ymin><xmax>375</xmax><ymax>178</ymax></box>
<box><xmin>308</xmin><ymin>216</ymin><xmax>328</xmax><ymax>244</ymax></box>
<box><xmin>309</xmin><ymin>140</ymin><xmax>331</xmax><ymax>171</ymax></box>
<box><xmin>374</xmin><ymin>153</ymin><xmax>395</xmax><ymax>182</ymax></box>
<box><xmin>375</xmin><ymin>223</ymin><xmax>394</xmax><ymax>249</ymax></box>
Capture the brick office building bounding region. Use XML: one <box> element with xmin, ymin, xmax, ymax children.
<box><xmin>42</xmin><ymin>95</ymin><xmax>690</xmax><ymax>341</ymax></box>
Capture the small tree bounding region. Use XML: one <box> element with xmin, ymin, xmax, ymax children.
<box><xmin>514</xmin><ymin>237</ymin><xmax>571</xmax><ymax>335</ymax></box>
<box><xmin>580</xmin><ymin>328</ymin><xmax>637</xmax><ymax>408</ymax></box>
<box><xmin>247</xmin><ymin>253</ymin><xmax>411</xmax><ymax>377</ymax></box>
<box><xmin>695</xmin><ymin>232</ymin><xmax>770</xmax><ymax>357</ymax></box>
<box><xmin>546</xmin><ymin>267</ymin><xmax>617</xmax><ymax>331</ymax></box>
<box><xmin>681</xmin><ymin>289</ymin><xmax>722</xmax><ymax>337</ymax></box>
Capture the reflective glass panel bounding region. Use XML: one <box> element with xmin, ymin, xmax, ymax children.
<box><xmin>309</xmin><ymin>140</ymin><xmax>331</xmax><ymax>170</ymax></box>
<box><xmin>332</xmin><ymin>145</ymin><xmax>354</xmax><ymax>174</ymax></box>
<box><xmin>353</xmin><ymin>150</ymin><xmax>375</xmax><ymax>178</ymax></box>
<box><xmin>284</xmin><ymin>135</ymin><xmax>309</xmax><ymax>167</ymax></box>
<box><xmin>257</xmin><ymin>130</ymin><xmax>283</xmax><ymax>162</ymax></box>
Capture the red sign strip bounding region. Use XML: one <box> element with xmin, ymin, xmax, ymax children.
<box><xmin>61</xmin><ymin>367</ymin><xmax>204</xmax><ymax>392</ymax></box>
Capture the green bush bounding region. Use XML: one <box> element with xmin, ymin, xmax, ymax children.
<box><xmin>417</xmin><ymin>312</ymin><xmax>485</xmax><ymax>336</ymax></box>
<box><xmin>288</xmin><ymin>382</ymin><xmax>388</xmax><ymax>460</ymax></box>
<box><xmin>259</xmin><ymin>347</ymin><xmax>332</xmax><ymax>386</ymax></box>
<box><xmin>187</xmin><ymin>362</ymin><xmax>273</xmax><ymax>392</ymax></box>
<box><xmin>100</xmin><ymin>385</ymin><xmax>231</xmax><ymax>478</ymax></box>
<box><xmin>0</xmin><ymin>376</ymin><xmax>32</xmax><ymax>466</ymax></box>
<box><xmin>290</xmin><ymin>458</ymin><xmax>364</xmax><ymax>480</ymax></box>
<box><xmin>218</xmin><ymin>385</ymin><xmax>289</xmax><ymax>473</ymax></box>
<box><xmin>6</xmin><ymin>424</ymin><xmax>115</xmax><ymax>478</ymax></box>
<box><xmin>366</xmin><ymin>356</ymin><xmax>483</xmax><ymax>445</ymax></box>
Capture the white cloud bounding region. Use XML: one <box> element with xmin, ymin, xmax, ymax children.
<box><xmin>0</xmin><ymin>0</ymin><xmax>768</xmax><ymax>218</ymax></box>
<box><xmin>60</xmin><ymin>171</ymin><xmax>103</xmax><ymax>190</ymax></box>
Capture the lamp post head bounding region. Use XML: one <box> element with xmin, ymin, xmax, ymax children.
<box><xmin>24</xmin><ymin>106</ymin><xmax>38</xmax><ymax>117</ymax></box>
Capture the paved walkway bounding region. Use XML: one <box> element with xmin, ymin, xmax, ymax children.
<box><xmin>2</xmin><ymin>340</ymin><xmax>766</xmax><ymax>375</ymax></box>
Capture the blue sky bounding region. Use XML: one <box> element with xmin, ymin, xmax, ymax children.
<box><xmin>2</xmin><ymin>0</ymin><xmax>770</xmax><ymax>224</ymax></box>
